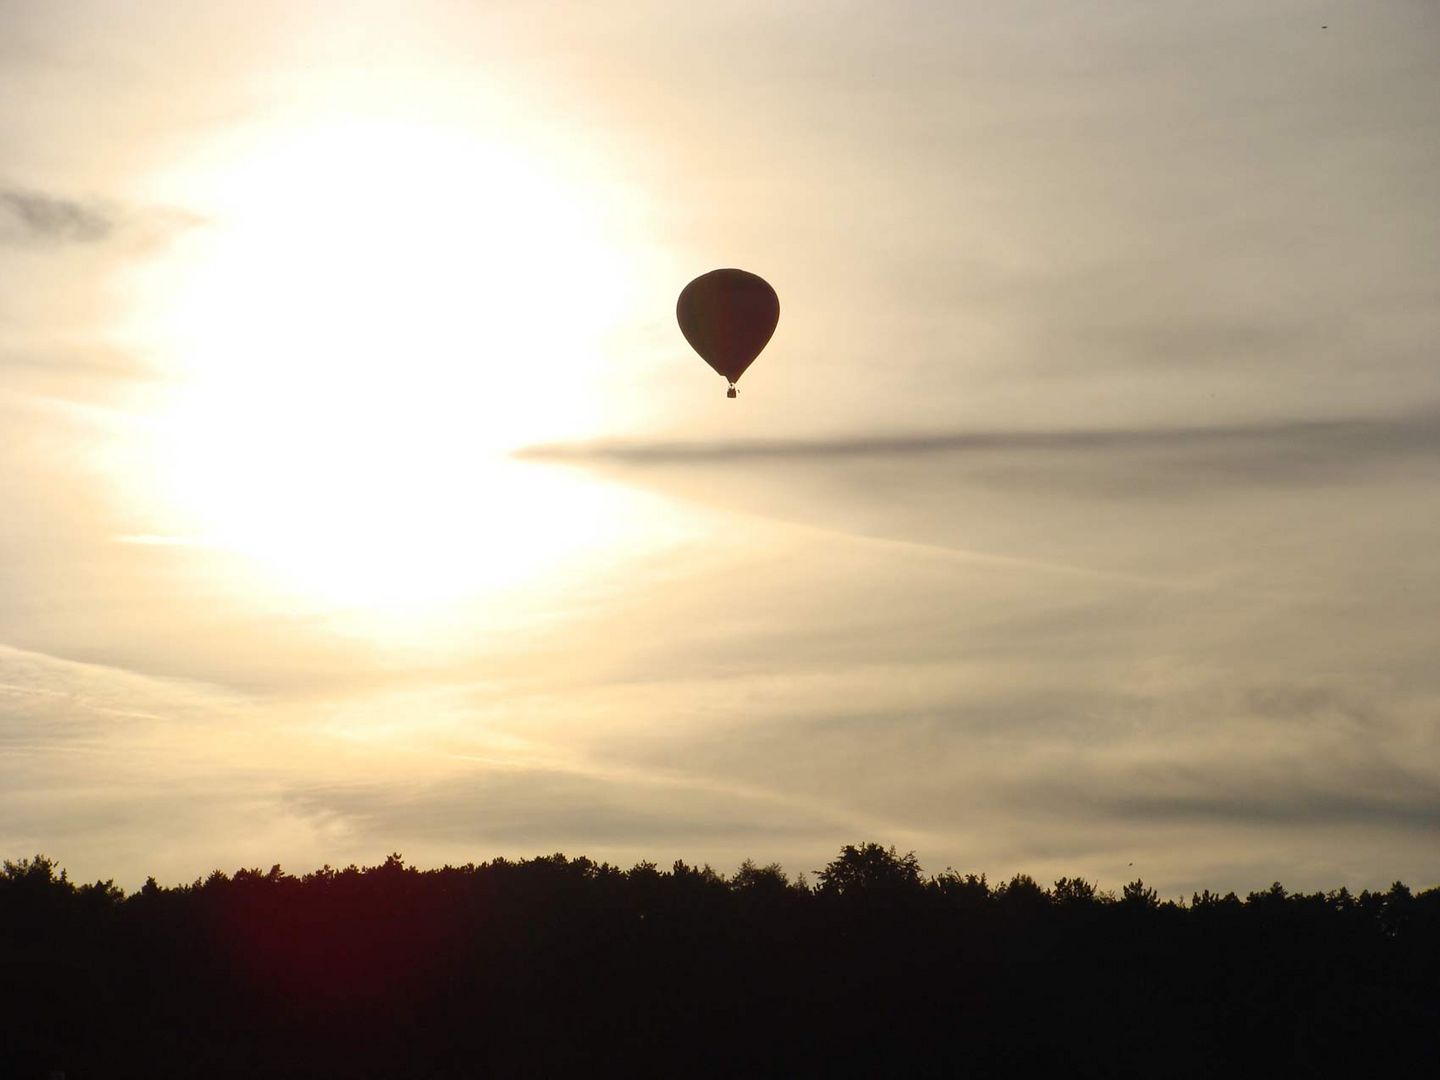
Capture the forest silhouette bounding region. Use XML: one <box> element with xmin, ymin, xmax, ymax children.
<box><xmin>4</xmin><ymin>843</ymin><xmax>1437</xmax><ymax>1077</ymax></box>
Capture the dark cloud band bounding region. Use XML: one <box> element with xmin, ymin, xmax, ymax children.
<box><xmin>0</xmin><ymin>187</ymin><xmax>200</xmax><ymax>247</ymax></box>
<box><xmin>0</xmin><ymin>189</ymin><xmax>115</xmax><ymax>244</ymax></box>
<box><xmin>519</xmin><ymin>410</ymin><xmax>1440</xmax><ymax>466</ymax></box>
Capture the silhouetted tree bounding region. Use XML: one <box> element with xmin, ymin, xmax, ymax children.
<box><xmin>1121</xmin><ymin>877</ymin><xmax>1161</xmax><ymax>908</ymax></box>
<box><xmin>994</xmin><ymin>872</ymin><xmax>1050</xmax><ymax>911</ymax></box>
<box><xmin>731</xmin><ymin>859</ymin><xmax>793</xmax><ymax>898</ymax></box>
<box><xmin>1051</xmin><ymin>876</ymin><xmax>1101</xmax><ymax>907</ymax></box>
<box><xmin>932</xmin><ymin>869</ymin><xmax>990</xmax><ymax>910</ymax></box>
<box><xmin>2</xmin><ymin>845</ymin><xmax>1437</xmax><ymax>1078</ymax></box>
<box><xmin>815</xmin><ymin>843</ymin><xmax>922</xmax><ymax>900</ymax></box>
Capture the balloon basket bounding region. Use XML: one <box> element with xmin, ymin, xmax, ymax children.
<box><xmin>726</xmin><ymin>386</ymin><xmax>737</xmax><ymax>399</ymax></box>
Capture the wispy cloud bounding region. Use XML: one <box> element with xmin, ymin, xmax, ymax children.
<box><xmin>112</xmin><ymin>534</ymin><xmax>206</xmax><ymax>547</ymax></box>
<box><xmin>1</xmin><ymin>189</ymin><xmax>115</xmax><ymax>244</ymax></box>
<box><xmin>0</xmin><ymin>186</ymin><xmax>200</xmax><ymax>247</ymax></box>
<box><xmin>1094</xmin><ymin>781</ymin><xmax>1440</xmax><ymax>832</ymax></box>
<box><xmin>283</xmin><ymin>769</ymin><xmax>848</xmax><ymax>851</ymax></box>
<box><xmin>1036</xmin><ymin>743</ymin><xmax>1440</xmax><ymax>835</ymax></box>
<box><xmin>519</xmin><ymin>410</ymin><xmax>1440</xmax><ymax>467</ymax></box>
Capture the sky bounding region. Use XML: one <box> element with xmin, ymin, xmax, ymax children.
<box><xmin>2</xmin><ymin>0</ymin><xmax>1438</xmax><ymax>895</ymax></box>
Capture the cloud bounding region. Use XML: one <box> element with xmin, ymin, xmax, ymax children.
<box><xmin>1040</xmin><ymin>743</ymin><xmax>1440</xmax><ymax>835</ymax></box>
<box><xmin>979</xmin><ymin>677</ymin><xmax>1440</xmax><ymax>839</ymax></box>
<box><xmin>283</xmin><ymin>768</ymin><xmax>846</xmax><ymax>851</ymax></box>
<box><xmin>0</xmin><ymin>641</ymin><xmax>378</xmax><ymax>886</ymax></box>
<box><xmin>0</xmin><ymin>189</ymin><xmax>115</xmax><ymax>244</ymax></box>
<box><xmin>1094</xmin><ymin>782</ymin><xmax>1440</xmax><ymax>832</ymax></box>
<box><xmin>0</xmin><ymin>345</ymin><xmax>165</xmax><ymax>406</ymax></box>
<box><xmin>520</xmin><ymin>410</ymin><xmax>1440</xmax><ymax>467</ymax></box>
<box><xmin>112</xmin><ymin>535</ymin><xmax>206</xmax><ymax>547</ymax></box>
<box><xmin>0</xmin><ymin>641</ymin><xmax>246</xmax><ymax>750</ymax></box>
<box><xmin>519</xmin><ymin>409</ymin><xmax>1440</xmax><ymax>527</ymax></box>
<box><xmin>0</xmin><ymin>187</ymin><xmax>201</xmax><ymax>247</ymax></box>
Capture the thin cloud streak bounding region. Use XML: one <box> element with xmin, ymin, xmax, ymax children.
<box><xmin>282</xmin><ymin>768</ymin><xmax>874</xmax><ymax>852</ymax></box>
<box><xmin>786</xmin><ymin>520</ymin><xmax>1192</xmax><ymax>591</ymax></box>
<box><xmin>441</xmin><ymin>747</ymin><xmax>917</xmax><ymax>845</ymax></box>
<box><xmin>113</xmin><ymin>535</ymin><xmax>206</xmax><ymax>547</ymax></box>
<box><xmin>0</xmin><ymin>186</ymin><xmax>201</xmax><ymax>247</ymax></box>
<box><xmin>1064</xmin><ymin>758</ymin><xmax>1440</xmax><ymax>834</ymax></box>
<box><xmin>519</xmin><ymin>409</ymin><xmax>1440</xmax><ymax>466</ymax></box>
<box><xmin>0</xmin><ymin>188</ymin><xmax>114</xmax><ymax>243</ymax></box>
<box><xmin>1100</xmin><ymin>787</ymin><xmax>1440</xmax><ymax>832</ymax></box>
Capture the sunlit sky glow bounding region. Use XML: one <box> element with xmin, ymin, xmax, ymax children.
<box><xmin>2</xmin><ymin>0</ymin><xmax>1438</xmax><ymax>894</ymax></box>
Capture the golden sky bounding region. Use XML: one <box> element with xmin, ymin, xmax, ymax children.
<box><xmin>3</xmin><ymin>0</ymin><xmax>1438</xmax><ymax>893</ymax></box>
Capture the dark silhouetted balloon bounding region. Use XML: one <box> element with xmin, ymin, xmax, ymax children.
<box><xmin>676</xmin><ymin>269</ymin><xmax>779</xmax><ymax>398</ymax></box>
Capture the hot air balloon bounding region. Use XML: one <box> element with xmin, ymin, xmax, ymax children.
<box><xmin>676</xmin><ymin>269</ymin><xmax>779</xmax><ymax>398</ymax></box>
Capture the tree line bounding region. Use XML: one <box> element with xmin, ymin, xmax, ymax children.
<box><xmin>3</xmin><ymin>843</ymin><xmax>1437</xmax><ymax>1077</ymax></box>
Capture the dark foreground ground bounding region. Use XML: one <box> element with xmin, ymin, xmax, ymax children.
<box><xmin>4</xmin><ymin>845</ymin><xmax>1438</xmax><ymax>1078</ymax></box>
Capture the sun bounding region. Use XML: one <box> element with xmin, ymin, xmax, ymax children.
<box><xmin>117</xmin><ymin>116</ymin><xmax>648</xmax><ymax>611</ymax></box>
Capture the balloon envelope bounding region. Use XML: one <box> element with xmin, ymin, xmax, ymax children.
<box><xmin>676</xmin><ymin>269</ymin><xmax>779</xmax><ymax>386</ymax></box>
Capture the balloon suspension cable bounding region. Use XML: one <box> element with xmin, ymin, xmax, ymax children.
<box><xmin>726</xmin><ymin>382</ymin><xmax>737</xmax><ymax>399</ymax></box>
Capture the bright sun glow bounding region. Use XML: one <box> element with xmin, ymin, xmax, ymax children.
<box><xmin>117</xmin><ymin>117</ymin><xmax>654</xmax><ymax>611</ymax></box>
